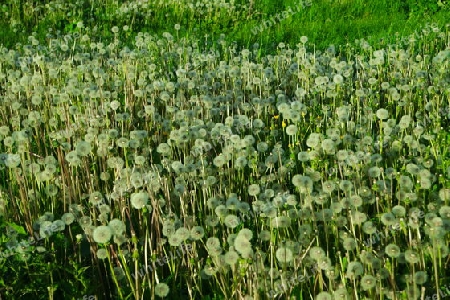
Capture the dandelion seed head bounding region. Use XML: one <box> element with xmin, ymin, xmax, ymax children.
<box><xmin>61</xmin><ymin>212</ymin><xmax>75</xmax><ymax>225</ymax></box>
<box><xmin>309</xmin><ymin>246</ymin><xmax>326</xmax><ymax>260</ymax></box>
<box><xmin>333</xmin><ymin>287</ymin><xmax>349</xmax><ymax>299</ymax></box>
<box><xmin>234</xmin><ymin>235</ymin><xmax>252</xmax><ymax>256</ymax></box>
<box><xmin>190</xmin><ymin>226</ymin><xmax>205</xmax><ymax>240</ymax></box>
<box><xmin>342</xmin><ymin>237</ymin><xmax>357</xmax><ymax>251</ymax></box>
<box><xmin>224</xmin><ymin>250</ymin><xmax>239</xmax><ymax>266</ymax></box>
<box><xmin>175</xmin><ymin>227</ymin><xmax>191</xmax><ymax>241</ymax></box>
<box><xmin>97</xmin><ymin>248</ymin><xmax>108</xmax><ymax>259</ymax></box>
<box><xmin>93</xmin><ymin>225</ymin><xmax>113</xmax><ymax>244</ymax></box>
<box><xmin>352</xmin><ymin>211</ymin><xmax>367</xmax><ymax>225</ymax></box>
<box><xmin>414</xmin><ymin>271</ymin><xmax>428</xmax><ymax>285</ymax></box>
<box><xmin>292</xmin><ymin>175</ymin><xmax>313</xmax><ymax>194</ymax></box>
<box><xmin>360</xmin><ymin>274</ymin><xmax>376</xmax><ymax>291</ymax></box>
<box><xmin>362</xmin><ymin>221</ymin><xmax>377</xmax><ymax>235</ymax></box>
<box><xmin>392</xmin><ymin>205</ymin><xmax>406</xmax><ymax>217</ymax></box>
<box><xmin>258</xmin><ymin>230</ymin><xmax>271</xmax><ymax>242</ymax></box>
<box><xmin>376</xmin><ymin>108</ymin><xmax>389</xmax><ymax>120</ymax></box>
<box><xmin>276</xmin><ymin>246</ymin><xmax>294</xmax><ymax>263</ymax></box>
<box><xmin>368</xmin><ymin>166</ymin><xmax>381</xmax><ymax>178</ymax></box>
<box><xmin>270</xmin><ymin>216</ymin><xmax>291</xmax><ymax>228</ymax></box>
<box><xmin>168</xmin><ymin>234</ymin><xmax>183</xmax><ymax>247</ymax></box>
<box><xmin>286</xmin><ymin>124</ymin><xmax>298</xmax><ymax>136</ymax></box>
<box><xmin>381</xmin><ymin>212</ymin><xmax>397</xmax><ymax>226</ymax></box>
<box><xmin>248</xmin><ymin>184</ymin><xmax>261</xmax><ymax>196</ymax></box>
<box><xmin>224</xmin><ymin>214</ymin><xmax>240</xmax><ymax>228</ymax></box>
<box><xmin>155</xmin><ymin>283</ymin><xmax>170</xmax><ymax>298</ymax></box>
<box><xmin>385</xmin><ymin>244</ymin><xmax>401</xmax><ymax>258</ymax></box>
<box><xmin>339</xmin><ymin>180</ymin><xmax>353</xmax><ymax>192</ymax></box>
<box><xmin>78</xmin><ymin>216</ymin><xmax>92</xmax><ymax>229</ymax></box>
<box><xmin>322</xmin><ymin>180</ymin><xmax>336</xmax><ymax>194</ymax></box>
<box><xmin>346</xmin><ymin>261</ymin><xmax>364</xmax><ymax>279</ymax></box>
<box><xmin>130</xmin><ymin>192</ymin><xmax>148</xmax><ymax>209</ymax></box>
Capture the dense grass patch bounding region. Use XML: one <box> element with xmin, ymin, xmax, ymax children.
<box><xmin>1</xmin><ymin>0</ymin><xmax>449</xmax><ymax>52</ymax></box>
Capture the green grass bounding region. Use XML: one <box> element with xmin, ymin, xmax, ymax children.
<box><xmin>1</xmin><ymin>0</ymin><xmax>449</xmax><ymax>53</ymax></box>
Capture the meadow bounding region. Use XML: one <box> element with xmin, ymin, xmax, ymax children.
<box><xmin>0</xmin><ymin>0</ymin><xmax>449</xmax><ymax>299</ymax></box>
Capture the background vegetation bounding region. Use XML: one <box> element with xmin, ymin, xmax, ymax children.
<box><xmin>1</xmin><ymin>0</ymin><xmax>449</xmax><ymax>53</ymax></box>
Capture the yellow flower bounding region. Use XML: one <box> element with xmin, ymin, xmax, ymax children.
<box><xmin>273</xmin><ymin>115</ymin><xmax>279</xmax><ymax>120</ymax></box>
<box><xmin>282</xmin><ymin>121</ymin><xmax>286</xmax><ymax>128</ymax></box>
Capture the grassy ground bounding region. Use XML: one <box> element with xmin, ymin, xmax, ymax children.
<box><xmin>1</xmin><ymin>0</ymin><xmax>449</xmax><ymax>53</ymax></box>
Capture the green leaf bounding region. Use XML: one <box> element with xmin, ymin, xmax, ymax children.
<box><xmin>6</xmin><ymin>223</ymin><xmax>26</xmax><ymax>235</ymax></box>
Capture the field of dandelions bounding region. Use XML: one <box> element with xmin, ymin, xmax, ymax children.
<box><xmin>1</xmin><ymin>1</ymin><xmax>450</xmax><ymax>300</ymax></box>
